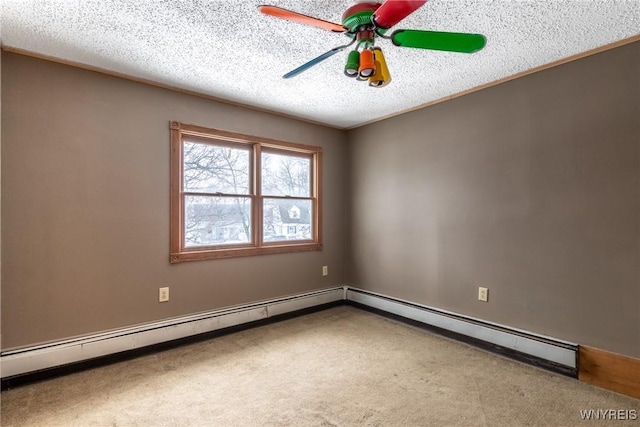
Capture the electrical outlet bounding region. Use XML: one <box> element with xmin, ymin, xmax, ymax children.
<box><xmin>322</xmin><ymin>265</ymin><xmax>328</xmax><ymax>276</ymax></box>
<box><xmin>159</xmin><ymin>287</ymin><xmax>169</xmax><ymax>303</ymax></box>
<box><xmin>478</xmin><ymin>287</ymin><xmax>488</xmax><ymax>302</ymax></box>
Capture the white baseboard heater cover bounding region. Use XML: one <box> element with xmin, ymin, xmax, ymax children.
<box><xmin>1</xmin><ymin>286</ymin><xmax>577</xmax><ymax>380</ymax></box>
<box><xmin>0</xmin><ymin>287</ymin><xmax>344</xmax><ymax>379</ymax></box>
<box><xmin>346</xmin><ymin>288</ymin><xmax>577</xmax><ymax>370</ymax></box>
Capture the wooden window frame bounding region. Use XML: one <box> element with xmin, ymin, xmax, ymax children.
<box><xmin>170</xmin><ymin>121</ymin><xmax>323</xmax><ymax>263</ymax></box>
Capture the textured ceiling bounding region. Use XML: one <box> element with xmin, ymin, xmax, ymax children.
<box><xmin>1</xmin><ymin>0</ymin><xmax>639</xmax><ymax>128</ymax></box>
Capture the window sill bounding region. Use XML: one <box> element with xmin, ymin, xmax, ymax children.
<box><xmin>170</xmin><ymin>242</ymin><xmax>323</xmax><ymax>263</ymax></box>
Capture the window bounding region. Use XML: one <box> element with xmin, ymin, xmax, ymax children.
<box><xmin>170</xmin><ymin>122</ymin><xmax>322</xmax><ymax>262</ymax></box>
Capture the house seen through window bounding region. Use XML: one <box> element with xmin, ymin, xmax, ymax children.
<box><xmin>170</xmin><ymin>122</ymin><xmax>322</xmax><ymax>262</ymax></box>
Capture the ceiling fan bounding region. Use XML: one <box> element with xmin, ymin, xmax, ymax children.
<box><xmin>259</xmin><ymin>0</ymin><xmax>487</xmax><ymax>87</ymax></box>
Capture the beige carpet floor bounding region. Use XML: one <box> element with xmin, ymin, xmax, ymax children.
<box><xmin>1</xmin><ymin>306</ymin><xmax>639</xmax><ymax>426</ymax></box>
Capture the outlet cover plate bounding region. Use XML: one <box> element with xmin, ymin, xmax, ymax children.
<box><xmin>478</xmin><ymin>287</ymin><xmax>488</xmax><ymax>302</ymax></box>
<box><xmin>159</xmin><ymin>287</ymin><xmax>169</xmax><ymax>302</ymax></box>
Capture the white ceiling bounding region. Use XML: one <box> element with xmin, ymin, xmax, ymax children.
<box><xmin>1</xmin><ymin>1</ymin><xmax>639</xmax><ymax>129</ymax></box>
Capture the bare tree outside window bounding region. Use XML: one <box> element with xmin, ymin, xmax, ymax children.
<box><xmin>262</xmin><ymin>152</ymin><xmax>310</xmax><ymax>197</ymax></box>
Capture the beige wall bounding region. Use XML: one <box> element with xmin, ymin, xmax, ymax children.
<box><xmin>347</xmin><ymin>41</ymin><xmax>640</xmax><ymax>358</ymax></box>
<box><xmin>1</xmin><ymin>52</ymin><xmax>348</xmax><ymax>349</ymax></box>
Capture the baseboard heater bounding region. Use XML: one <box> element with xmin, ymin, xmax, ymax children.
<box><xmin>346</xmin><ymin>287</ymin><xmax>578</xmax><ymax>377</ymax></box>
<box><xmin>0</xmin><ymin>287</ymin><xmax>346</xmax><ymax>385</ymax></box>
<box><xmin>1</xmin><ymin>285</ymin><xmax>578</xmax><ymax>387</ymax></box>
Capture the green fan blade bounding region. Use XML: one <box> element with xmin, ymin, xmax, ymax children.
<box><xmin>391</xmin><ymin>29</ymin><xmax>486</xmax><ymax>53</ymax></box>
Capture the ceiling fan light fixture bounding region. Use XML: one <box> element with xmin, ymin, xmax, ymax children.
<box><xmin>344</xmin><ymin>50</ymin><xmax>361</xmax><ymax>77</ymax></box>
<box><xmin>369</xmin><ymin>48</ymin><xmax>391</xmax><ymax>87</ymax></box>
<box><xmin>357</xmin><ymin>49</ymin><xmax>375</xmax><ymax>80</ymax></box>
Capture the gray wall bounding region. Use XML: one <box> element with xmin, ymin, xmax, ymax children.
<box><xmin>347</xmin><ymin>41</ymin><xmax>640</xmax><ymax>358</ymax></box>
<box><xmin>1</xmin><ymin>53</ymin><xmax>348</xmax><ymax>349</ymax></box>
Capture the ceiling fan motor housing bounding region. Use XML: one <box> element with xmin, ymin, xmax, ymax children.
<box><xmin>342</xmin><ymin>2</ymin><xmax>381</xmax><ymax>32</ymax></box>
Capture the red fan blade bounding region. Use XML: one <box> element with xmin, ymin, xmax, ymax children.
<box><xmin>258</xmin><ymin>5</ymin><xmax>345</xmax><ymax>32</ymax></box>
<box><xmin>373</xmin><ymin>0</ymin><xmax>427</xmax><ymax>29</ymax></box>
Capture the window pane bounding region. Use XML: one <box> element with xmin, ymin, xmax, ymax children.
<box><xmin>183</xmin><ymin>141</ymin><xmax>250</xmax><ymax>194</ymax></box>
<box><xmin>262</xmin><ymin>152</ymin><xmax>310</xmax><ymax>197</ymax></box>
<box><xmin>263</xmin><ymin>198</ymin><xmax>312</xmax><ymax>242</ymax></box>
<box><xmin>184</xmin><ymin>195</ymin><xmax>251</xmax><ymax>247</ymax></box>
